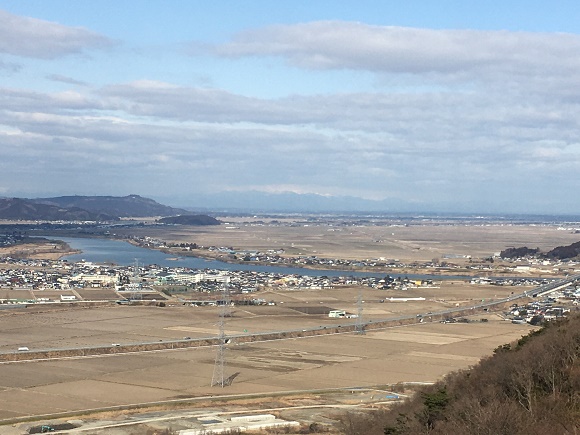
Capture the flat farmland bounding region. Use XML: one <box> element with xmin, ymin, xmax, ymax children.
<box><xmin>0</xmin><ymin>281</ymin><xmax>536</xmax><ymax>422</ymax></box>
<box><xmin>0</xmin><ymin>316</ymin><xmax>533</xmax><ymax>420</ymax></box>
<box><xmin>114</xmin><ymin>220</ymin><xmax>580</xmax><ymax>262</ymax></box>
<box><xmin>0</xmin><ymin>282</ymin><xmax>521</xmax><ymax>353</ymax></box>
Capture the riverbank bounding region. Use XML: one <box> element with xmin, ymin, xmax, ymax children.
<box><xmin>4</xmin><ymin>233</ymin><xmax>567</xmax><ymax>279</ymax></box>
<box><xmin>0</xmin><ymin>239</ymin><xmax>79</xmax><ymax>261</ymax></box>
<box><xmin>128</xmin><ymin>239</ymin><xmax>563</xmax><ymax>278</ymax></box>
<box><xmin>5</xmin><ymin>234</ymin><xmax>566</xmax><ymax>279</ymax></box>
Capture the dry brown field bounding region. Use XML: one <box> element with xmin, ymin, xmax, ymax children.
<box><xmin>113</xmin><ymin>219</ymin><xmax>580</xmax><ymax>263</ymax></box>
<box><xmin>0</xmin><ymin>282</ymin><xmax>519</xmax><ymax>353</ymax></box>
<box><xmin>0</xmin><ymin>281</ymin><xmax>535</xmax><ymax>426</ymax></box>
<box><xmin>0</xmin><ymin>313</ymin><xmax>533</xmax><ymax>423</ymax></box>
<box><xmin>0</xmin><ymin>289</ymin><xmax>35</xmax><ymax>300</ymax></box>
<box><xmin>74</xmin><ymin>288</ymin><xmax>119</xmax><ymax>300</ymax></box>
<box><xmin>0</xmin><ymin>240</ymin><xmax>72</xmax><ymax>261</ymax></box>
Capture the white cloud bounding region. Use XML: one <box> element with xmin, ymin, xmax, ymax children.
<box><xmin>0</xmin><ymin>88</ymin><xmax>103</xmax><ymax>118</ymax></box>
<box><xmin>0</xmin><ymin>9</ymin><xmax>114</xmax><ymax>59</ymax></box>
<box><xmin>3</xmin><ymin>77</ymin><xmax>580</xmax><ymax>205</ymax></box>
<box><xmin>3</xmin><ymin>19</ymin><xmax>580</xmax><ymax>211</ymax></box>
<box><xmin>214</xmin><ymin>21</ymin><xmax>580</xmax><ymax>79</ymax></box>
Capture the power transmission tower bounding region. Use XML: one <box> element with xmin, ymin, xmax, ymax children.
<box><xmin>211</xmin><ymin>277</ymin><xmax>232</xmax><ymax>387</ymax></box>
<box><xmin>130</xmin><ymin>258</ymin><xmax>142</xmax><ymax>301</ymax></box>
<box><xmin>211</xmin><ymin>313</ymin><xmax>227</xmax><ymax>387</ymax></box>
<box><xmin>219</xmin><ymin>275</ymin><xmax>232</xmax><ymax>319</ymax></box>
<box><xmin>355</xmin><ymin>290</ymin><xmax>365</xmax><ymax>335</ymax></box>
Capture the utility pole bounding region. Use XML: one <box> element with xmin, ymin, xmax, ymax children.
<box><xmin>355</xmin><ymin>290</ymin><xmax>365</xmax><ymax>335</ymax></box>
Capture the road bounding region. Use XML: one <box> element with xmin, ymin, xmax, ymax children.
<box><xmin>8</xmin><ymin>386</ymin><xmax>415</xmax><ymax>434</ymax></box>
<box><xmin>2</xmin><ymin>274</ymin><xmax>577</xmax><ymax>363</ymax></box>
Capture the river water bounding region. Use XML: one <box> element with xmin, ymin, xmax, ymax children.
<box><xmin>59</xmin><ymin>237</ymin><xmax>467</xmax><ymax>280</ymax></box>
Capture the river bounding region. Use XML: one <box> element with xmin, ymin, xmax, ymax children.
<box><xmin>58</xmin><ymin>236</ymin><xmax>468</xmax><ymax>280</ymax></box>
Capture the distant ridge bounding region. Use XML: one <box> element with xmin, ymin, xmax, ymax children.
<box><xmin>34</xmin><ymin>194</ymin><xmax>189</xmax><ymax>218</ymax></box>
<box><xmin>0</xmin><ymin>195</ymin><xmax>211</xmax><ymax>222</ymax></box>
<box><xmin>0</xmin><ymin>198</ymin><xmax>118</xmax><ymax>221</ymax></box>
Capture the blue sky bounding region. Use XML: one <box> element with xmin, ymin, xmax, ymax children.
<box><xmin>2</xmin><ymin>1</ymin><xmax>580</xmax><ymax>213</ymax></box>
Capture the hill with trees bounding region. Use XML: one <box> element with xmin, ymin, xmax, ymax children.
<box><xmin>545</xmin><ymin>241</ymin><xmax>580</xmax><ymax>260</ymax></box>
<box><xmin>34</xmin><ymin>194</ymin><xmax>188</xmax><ymax>217</ymax></box>
<box><xmin>0</xmin><ymin>198</ymin><xmax>118</xmax><ymax>221</ymax></box>
<box><xmin>501</xmin><ymin>242</ymin><xmax>580</xmax><ymax>260</ymax></box>
<box><xmin>156</xmin><ymin>215</ymin><xmax>221</xmax><ymax>226</ymax></box>
<box><xmin>340</xmin><ymin>314</ymin><xmax>580</xmax><ymax>434</ymax></box>
<box><xmin>500</xmin><ymin>246</ymin><xmax>540</xmax><ymax>258</ymax></box>
<box><xmin>0</xmin><ymin>195</ymin><xmax>220</xmax><ymax>224</ymax></box>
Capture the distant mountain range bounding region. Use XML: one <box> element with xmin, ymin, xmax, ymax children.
<box><xmin>0</xmin><ymin>195</ymin><xmax>204</xmax><ymax>222</ymax></box>
<box><xmin>178</xmin><ymin>191</ymin><xmax>394</xmax><ymax>213</ymax></box>
<box><xmin>173</xmin><ymin>191</ymin><xmax>580</xmax><ymax>216</ymax></box>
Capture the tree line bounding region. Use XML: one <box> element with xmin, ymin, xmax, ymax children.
<box><xmin>501</xmin><ymin>241</ymin><xmax>580</xmax><ymax>260</ymax></box>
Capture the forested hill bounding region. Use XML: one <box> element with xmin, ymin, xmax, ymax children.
<box><xmin>33</xmin><ymin>194</ymin><xmax>189</xmax><ymax>218</ymax></box>
<box><xmin>342</xmin><ymin>314</ymin><xmax>580</xmax><ymax>434</ymax></box>
<box><xmin>156</xmin><ymin>215</ymin><xmax>221</xmax><ymax>226</ymax></box>
<box><xmin>0</xmin><ymin>195</ymin><xmax>202</xmax><ymax>221</ymax></box>
<box><xmin>0</xmin><ymin>198</ymin><xmax>118</xmax><ymax>221</ymax></box>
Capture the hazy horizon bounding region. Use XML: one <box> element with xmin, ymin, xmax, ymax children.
<box><xmin>8</xmin><ymin>191</ymin><xmax>580</xmax><ymax>218</ymax></box>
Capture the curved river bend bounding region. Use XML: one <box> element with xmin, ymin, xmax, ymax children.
<box><xmin>59</xmin><ymin>237</ymin><xmax>468</xmax><ymax>280</ymax></box>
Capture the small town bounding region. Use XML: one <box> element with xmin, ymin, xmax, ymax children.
<box><xmin>1</xmin><ymin>255</ymin><xmax>578</xmax><ymax>326</ymax></box>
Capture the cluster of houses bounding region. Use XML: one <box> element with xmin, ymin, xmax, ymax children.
<box><xmin>0</xmin><ymin>258</ymin><xmax>69</xmax><ymax>290</ymax></box>
<box><xmin>2</xmin><ymin>252</ymin><xmax>578</xmax><ymax>312</ymax></box>
<box><xmin>507</xmin><ymin>292</ymin><xmax>575</xmax><ymax>325</ymax></box>
<box><xmin>0</xmin><ymin>233</ymin><xmax>23</xmax><ymax>247</ymax></box>
<box><xmin>0</xmin><ymin>253</ymin><xmax>442</xmax><ymax>304</ymax></box>
<box><xmin>470</xmin><ymin>277</ymin><xmax>553</xmax><ymax>286</ymax></box>
<box><xmin>499</xmin><ymin>254</ymin><xmax>580</xmax><ymax>273</ymax></box>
